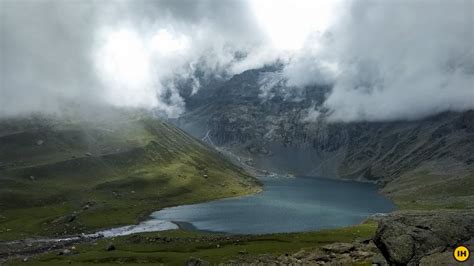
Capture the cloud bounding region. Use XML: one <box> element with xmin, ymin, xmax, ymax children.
<box><xmin>0</xmin><ymin>0</ymin><xmax>271</xmax><ymax>118</ymax></box>
<box><xmin>2</xmin><ymin>0</ymin><xmax>472</xmax><ymax>122</ymax></box>
<box><xmin>0</xmin><ymin>0</ymin><xmax>101</xmax><ymax>117</ymax></box>
<box><xmin>283</xmin><ymin>0</ymin><xmax>474</xmax><ymax>122</ymax></box>
<box><xmin>301</xmin><ymin>105</ymin><xmax>322</xmax><ymax>123</ymax></box>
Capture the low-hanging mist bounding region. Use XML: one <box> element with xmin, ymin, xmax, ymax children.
<box><xmin>285</xmin><ymin>0</ymin><xmax>474</xmax><ymax>122</ymax></box>
<box><xmin>0</xmin><ymin>0</ymin><xmax>270</xmax><ymax>118</ymax></box>
<box><xmin>1</xmin><ymin>0</ymin><xmax>472</xmax><ymax>121</ymax></box>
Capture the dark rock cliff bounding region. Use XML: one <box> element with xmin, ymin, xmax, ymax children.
<box><xmin>174</xmin><ymin>67</ymin><xmax>474</xmax><ymax>184</ymax></box>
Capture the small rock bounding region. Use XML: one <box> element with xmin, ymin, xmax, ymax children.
<box><xmin>58</xmin><ymin>249</ymin><xmax>71</xmax><ymax>255</ymax></box>
<box><xmin>293</xmin><ymin>249</ymin><xmax>308</xmax><ymax>259</ymax></box>
<box><xmin>305</xmin><ymin>250</ymin><xmax>330</xmax><ymax>262</ymax></box>
<box><xmin>186</xmin><ymin>257</ymin><xmax>209</xmax><ymax>266</ymax></box>
<box><xmin>66</xmin><ymin>214</ymin><xmax>76</xmax><ymax>223</ymax></box>
<box><xmin>203</xmin><ymin>174</ymin><xmax>208</xmax><ymax>178</ymax></box>
<box><xmin>23</xmin><ymin>257</ymin><xmax>29</xmax><ymax>262</ymax></box>
<box><xmin>238</xmin><ymin>250</ymin><xmax>248</xmax><ymax>255</ymax></box>
<box><xmin>360</xmin><ymin>250</ymin><xmax>373</xmax><ymax>257</ymax></box>
<box><xmin>85</xmin><ymin>152</ymin><xmax>92</xmax><ymax>156</ymax></box>
<box><xmin>106</xmin><ymin>243</ymin><xmax>116</xmax><ymax>251</ymax></box>
<box><xmin>29</xmin><ymin>175</ymin><xmax>36</xmax><ymax>181</ymax></box>
<box><xmin>353</xmin><ymin>250</ymin><xmax>373</xmax><ymax>259</ymax></box>
<box><xmin>36</xmin><ymin>140</ymin><xmax>44</xmax><ymax>146</ymax></box>
<box><xmin>322</xmin><ymin>243</ymin><xmax>355</xmax><ymax>253</ymax></box>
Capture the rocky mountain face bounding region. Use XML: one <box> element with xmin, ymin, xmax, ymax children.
<box><xmin>174</xmin><ymin>66</ymin><xmax>474</xmax><ymax>207</ymax></box>
<box><xmin>173</xmin><ymin>67</ymin><xmax>474</xmax><ymax>264</ymax></box>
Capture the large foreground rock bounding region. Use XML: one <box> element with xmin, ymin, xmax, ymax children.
<box><xmin>374</xmin><ymin>211</ymin><xmax>474</xmax><ymax>265</ymax></box>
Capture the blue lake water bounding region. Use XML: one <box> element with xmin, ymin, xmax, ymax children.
<box><xmin>150</xmin><ymin>176</ymin><xmax>394</xmax><ymax>235</ymax></box>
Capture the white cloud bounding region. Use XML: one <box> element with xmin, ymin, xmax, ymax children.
<box><xmin>283</xmin><ymin>0</ymin><xmax>474</xmax><ymax>122</ymax></box>
<box><xmin>1</xmin><ymin>0</ymin><xmax>472</xmax><ymax>121</ymax></box>
<box><xmin>0</xmin><ymin>0</ymin><xmax>270</xmax><ymax>118</ymax></box>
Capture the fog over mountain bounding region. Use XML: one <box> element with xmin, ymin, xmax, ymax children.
<box><xmin>0</xmin><ymin>0</ymin><xmax>269</xmax><ymax>118</ymax></box>
<box><xmin>287</xmin><ymin>0</ymin><xmax>474</xmax><ymax>122</ymax></box>
<box><xmin>1</xmin><ymin>0</ymin><xmax>473</xmax><ymax>121</ymax></box>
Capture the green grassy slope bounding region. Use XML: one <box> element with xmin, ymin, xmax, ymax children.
<box><xmin>382</xmin><ymin>171</ymin><xmax>474</xmax><ymax>210</ymax></box>
<box><xmin>0</xmin><ymin>115</ymin><xmax>260</xmax><ymax>241</ymax></box>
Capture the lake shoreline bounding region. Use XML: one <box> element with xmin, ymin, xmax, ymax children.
<box><xmin>147</xmin><ymin>176</ymin><xmax>394</xmax><ymax>235</ymax></box>
<box><xmin>3</xmin><ymin>176</ymin><xmax>393</xmax><ymax>242</ymax></box>
<box><xmin>0</xmin><ymin>175</ymin><xmax>395</xmax><ymax>263</ymax></box>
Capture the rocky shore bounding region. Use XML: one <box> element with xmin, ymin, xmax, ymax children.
<box><xmin>185</xmin><ymin>210</ymin><xmax>474</xmax><ymax>265</ymax></box>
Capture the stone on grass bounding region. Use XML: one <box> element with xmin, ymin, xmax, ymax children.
<box><xmin>106</xmin><ymin>243</ymin><xmax>116</xmax><ymax>251</ymax></box>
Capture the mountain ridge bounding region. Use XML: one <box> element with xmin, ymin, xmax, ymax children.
<box><xmin>175</xmin><ymin>67</ymin><xmax>474</xmax><ymax>209</ymax></box>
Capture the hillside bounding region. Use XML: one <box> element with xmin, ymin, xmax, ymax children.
<box><xmin>175</xmin><ymin>67</ymin><xmax>474</xmax><ymax>209</ymax></box>
<box><xmin>1</xmin><ymin>69</ymin><xmax>472</xmax><ymax>265</ymax></box>
<box><xmin>0</xmin><ymin>113</ymin><xmax>260</xmax><ymax>241</ymax></box>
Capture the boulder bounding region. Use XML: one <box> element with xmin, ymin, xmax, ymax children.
<box><xmin>106</xmin><ymin>244</ymin><xmax>116</xmax><ymax>251</ymax></box>
<box><xmin>374</xmin><ymin>211</ymin><xmax>474</xmax><ymax>265</ymax></box>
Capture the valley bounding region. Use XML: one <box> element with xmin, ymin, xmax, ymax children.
<box><xmin>175</xmin><ymin>67</ymin><xmax>474</xmax><ymax>211</ymax></box>
<box><xmin>2</xmin><ymin>0</ymin><xmax>473</xmax><ymax>264</ymax></box>
<box><xmin>1</xmin><ymin>67</ymin><xmax>473</xmax><ymax>265</ymax></box>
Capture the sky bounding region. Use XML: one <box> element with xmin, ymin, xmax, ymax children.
<box><xmin>0</xmin><ymin>0</ymin><xmax>473</xmax><ymax>121</ymax></box>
